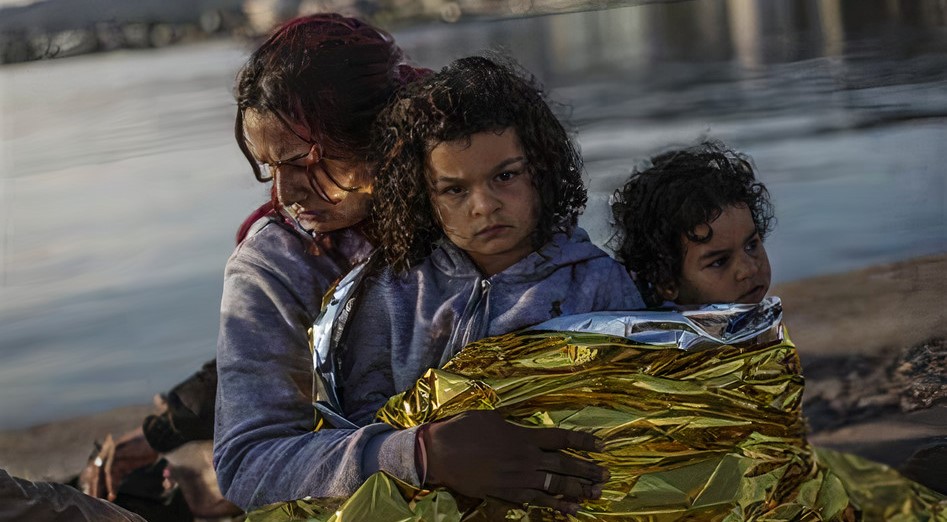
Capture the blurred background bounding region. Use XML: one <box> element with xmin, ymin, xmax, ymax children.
<box><xmin>1</xmin><ymin>0</ymin><xmax>945</xmax><ymax>430</ymax></box>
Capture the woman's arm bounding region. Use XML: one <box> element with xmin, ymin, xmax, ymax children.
<box><xmin>212</xmin><ymin>224</ymin><xmax>419</xmax><ymax>510</ymax></box>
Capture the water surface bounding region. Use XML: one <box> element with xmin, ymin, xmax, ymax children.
<box><xmin>1</xmin><ymin>0</ymin><xmax>945</xmax><ymax>428</ymax></box>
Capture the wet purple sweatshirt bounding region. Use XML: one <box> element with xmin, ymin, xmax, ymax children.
<box><xmin>213</xmin><ymin>222</ymin><xmax>643</xmax><ymax>509</ymax></box>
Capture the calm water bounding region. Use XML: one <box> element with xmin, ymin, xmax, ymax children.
<box><xmin>1</xmin><ymin>0</ymin><xmax>945</xmax><ymax>429</ymax></box>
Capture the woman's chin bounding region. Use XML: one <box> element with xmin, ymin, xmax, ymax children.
<box><xmin>298</xmin><ymin>213</ymin><xmax>364</xmax><ymax>235</ymax></box>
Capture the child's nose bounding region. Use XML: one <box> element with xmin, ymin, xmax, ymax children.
<box><xmin>735</xmin><ymin>253</ymin><xmax>759</xmax><ymax>281</ymax></box>
<box><xmin>469</xmin><ymin>188</ymin><xmax>502</xmax><ymax>216</ymax></box>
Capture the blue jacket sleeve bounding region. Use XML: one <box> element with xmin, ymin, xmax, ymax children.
<box><xmin>212</xmin><ymin>226</ymin><xmax>418</xmax><ymax>510</ymax></box>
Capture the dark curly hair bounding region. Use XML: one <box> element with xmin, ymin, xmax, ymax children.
<box><xmin>371</xmin><ymin>55</ymin><xmax>588</xmax><ymax>272</ymax></box>
<box><xmin>610</xmin><ymin>140</ymin><xmax>775</xmax><ymax>306</ymax></box>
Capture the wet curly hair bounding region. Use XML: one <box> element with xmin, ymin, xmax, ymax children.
<box><xmin>234</xmin><ymin>13</ymin><xmax>426</xmax><ymax>183</ymax></box>
<box><xmin>371</xmin><ymin>55</ymin><xmax>587</xmax><ymax>272</ymax></box>
<box><xmin>610</xmin><ymin>140</ymin><xmax>775</xmax><ymax>306</ymax></box>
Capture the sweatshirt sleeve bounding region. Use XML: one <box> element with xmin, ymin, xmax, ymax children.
<box><xmin>213</xmin><ymin>226</ymin><xmax>419</xmax><ymax>510</ymax></box>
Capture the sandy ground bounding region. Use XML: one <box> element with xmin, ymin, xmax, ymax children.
<box><xmin>775</xmin><ymin>253</ymin><xmax>947</xmax><ymax>482</ymax></box>
<box><xmin>1</xmin><ymin>253</ymin><xmax>944</xmax><ymax>486</ymax></box>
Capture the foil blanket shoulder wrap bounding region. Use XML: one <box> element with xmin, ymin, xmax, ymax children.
<box><xmin>253</xmin><ymin>297</ymin><xmax>945</xmax><ymax>521</ymax></box>
<box><xmin>309</xmin><ymin>258</ymin><xmax>374</xmax><ymax>429</ymax></box>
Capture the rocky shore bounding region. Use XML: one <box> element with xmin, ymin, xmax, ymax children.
<box><xmin>777</xmin><ymin>253</ymin><xmax>946</xmax><ymax>489</ymax></box>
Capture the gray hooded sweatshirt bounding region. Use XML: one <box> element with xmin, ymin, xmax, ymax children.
<box><xmin>214</xmin><ymin>222</ymin><xmax>643</xmax><ymax>510</ymax></box>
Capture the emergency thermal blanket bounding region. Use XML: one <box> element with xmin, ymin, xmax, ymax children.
<box><xmin>249</xmin><ymin>299</ymin><xmax>945</xmax><ymax>521</ymax></box>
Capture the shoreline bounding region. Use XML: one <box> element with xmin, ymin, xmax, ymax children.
<box><xmin>2</xmin><ymin>252</ymin><xmax>945</xmax><ymax>482</ymax></box>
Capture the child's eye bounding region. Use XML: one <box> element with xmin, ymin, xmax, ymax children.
<box><xmin>707</xmin><ymin>256</ymin><xmax>728</xmax><ymax>268</ymax></box>
<box><xmin>745</xmin><ymin>237</ymin><xmax>761</xmax><ymax>253</ymax></box>
<box><xmin>494</xmin><ymin>170</ymin><xmax>520</xmax><ymax>182</ymax></box>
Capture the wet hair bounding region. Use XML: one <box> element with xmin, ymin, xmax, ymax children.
<box><xmin>371</xmin><ymin>55</ymin><xmax>587</xmax><ymax>272</ymax></box>
<box><xmin>234</xmin><ymin>13</ymin><xmax>427</xmax><ymax>183</ymax></box>
<box><xmin>610</xmin><ymin>140</ymin><xmax>775</xmax><ymax>306</ymax></box>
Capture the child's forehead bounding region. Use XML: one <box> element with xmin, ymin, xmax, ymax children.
<box><xmin>425</xmin><ymin>135</ymin><xmax>473</xmax><ymax>154</ymax></box>
<box><xmin>425</xmin><ymin>126</ymin><xmax>517</xmax><ymax>150</ymax></box>
<box><xmin>684</xmin><ymin>204</ymin><xmax>756</xmax><ymax>243</ymax></box>
<box><xmin>426</xmin><ymin>127</ymin><xmax>520</xmax><ymax>157</ymax></box>
<box><xmin>426</xmin><ymin>128</ymin><xmax>524</xmax><ymax>175</ymax></box>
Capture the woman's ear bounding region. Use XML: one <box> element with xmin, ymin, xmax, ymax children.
<box><xmin>655</xmin><ymin>281</ymin><xmax>679</xmax><ymax>302</ymax></box>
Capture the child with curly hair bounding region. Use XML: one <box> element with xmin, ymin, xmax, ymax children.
<box><xmin>608</xmin><ymin>142</ymin><xmax>947</xmax><ymax>511</ymax></box>
<box><xmin>313</xmin><ymin>55</ymin><xmax>646</xmax><ymax>515</ymax></box>
<box><xmin>610</xmin><ymin>140</ymin><xmax>775</xmax><ymax>307</ymax></box>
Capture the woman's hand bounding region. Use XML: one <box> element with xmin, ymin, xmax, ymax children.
<box><xmin>421</xmin><ymin>410</ymin><xmax>608</xmax><ymax>515</ymax></box>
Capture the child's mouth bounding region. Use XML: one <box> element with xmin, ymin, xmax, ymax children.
<box><xmin>475</xmin><ymin>224</ymin><xmax>510</xmax><ymax>237</ymax></box>
<box><xmin>739</xmin><ymin>285</ymin><xmax>767</xmax><ymax>303</ymax></box>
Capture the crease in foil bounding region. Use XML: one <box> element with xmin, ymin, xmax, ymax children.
<box><xmin>251</xmin><ymin>299</ymin><xmax>945</xmax><ymax>521</ymax></box>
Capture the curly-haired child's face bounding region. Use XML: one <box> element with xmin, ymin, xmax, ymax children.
<box><xmin>427</xmin><ymin>128</ymin><xmax>540</xmax><ymax>276</ymax></box>
<box><xmin>660</xmin><ymin>204</ymin><xmax>771</xmax><ymax>305</ymax></box>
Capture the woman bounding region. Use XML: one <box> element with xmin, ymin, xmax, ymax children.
<box><xmin>81</xmin><ymin>13</ymin><xmax>421</xmax><ymax>519</ymax></box>
<box><xmin>213</xmin><ymin>12</ymin><xmax>414</xmax><ymax>508</ymax></box>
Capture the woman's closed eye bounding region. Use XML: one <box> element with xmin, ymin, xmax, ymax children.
<box><xmin>277</xmin><ymin>162</ymin><xmax>308</xmax><ymax>175</ymax></box>
<box><xmin>257</xmin><ymin>156</ymin><xmax>308</xmax><ymax>178</ymax></box>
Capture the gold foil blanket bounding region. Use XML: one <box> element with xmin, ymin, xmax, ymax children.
<box><xmin>249</xmin><ymin>308</ymin><xmax>945</xmax><ymax>521</ymax></box>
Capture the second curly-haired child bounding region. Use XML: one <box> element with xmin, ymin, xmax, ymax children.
<box><xmin>318</xmin><ymin>56</ymin><xmax>646</xmax><ymax>514</ymax></box>
<box><xmin>610</xmin><ymin>140</ymin><xmax>775</xmax><ymax>307</ymax></box>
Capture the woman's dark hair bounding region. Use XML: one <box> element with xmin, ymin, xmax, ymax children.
<box><xmin>610</xmin><ymin>140</ymin><xmax>775</xmax><ymax>306</ymax></box>
<box><xmin>371</xmin><ymin>55</ymin><xmax>587</xmax><ymax>272</ymax></box>
<box><xmin>234</xmin><ymin>14</ymin><xmax>427</xmax><ymax>182</ymax></box>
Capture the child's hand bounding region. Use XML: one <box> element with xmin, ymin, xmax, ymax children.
<box><xmin>422</xmin><ymin>410</ymin><xmax>608</xmax><ymax>515</ymax></box>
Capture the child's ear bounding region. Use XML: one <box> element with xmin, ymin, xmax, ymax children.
<box><xmin>655</xmin><ymin>282</ymin><xmax>678</xmax><ymax>302</ymax></box>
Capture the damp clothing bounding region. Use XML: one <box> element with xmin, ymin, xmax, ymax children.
<box><xmin>213</xmin><ymin>219</ymin><xmax>385</xmax><ymax>510</ymax></box>
<box><xmin>214</xmin><ymin>223</ymin><xmax>644</xmax><ymax>510</ymax></box>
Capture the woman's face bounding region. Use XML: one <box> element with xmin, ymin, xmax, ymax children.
<box><xmin>243</xmin><ymin>109</ymin><xmax>373</xmax><ymax>234</ymax></box>
<box><xmin>427</xmin><ymin>128</ymin><xmax>540</xmax><ymax>276</ymax></box>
